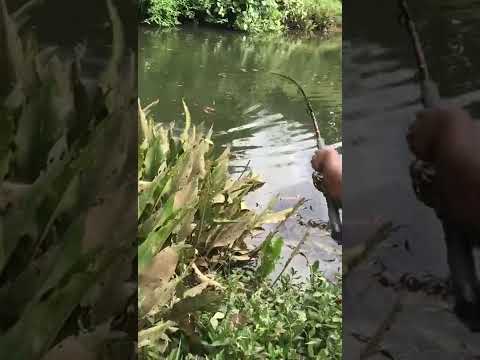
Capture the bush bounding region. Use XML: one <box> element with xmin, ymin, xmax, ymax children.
<box><xmin>143</xmin><ymin>0</ymin><xmax>183</xmax><ymax>27</ymax></box>
<box><xmin>140</xmin><ymin>0</ymin><xmax>342</xmax><ymax>33</ymax></box>
<box><xmin>235</xmin><ymin>0</ymin><xmax>284</xmax><ymax>33</ymax></box>
<box><xmin>171</xmin><ymin>265</ymin><xmax>342</xmax><ymax>359</ymax></box>
<box><xmin>137</xmin><ymin>100</ymin><xmax>300</xmax><ymax>358</ymax></box>
<box><xmin>137</xmin><ymin>101</ymin><xmax>341</xmax><ymax>359</ymax></box>
<box><xmin>281</xmin><ymin>0</ymin><xmax>341</xmax><ymax>33</ymax></box>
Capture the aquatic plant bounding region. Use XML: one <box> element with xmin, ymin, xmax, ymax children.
<box><xmin>0</xmin><ymin>0</ymin><xmax>137</xmax><ymax>357</ymax></box>
<box><xmin>137</xmin><ymin>99</ymin><xmax>299</xmax><ymax>357</ymax></box>
<box><xmin>136</xmin><ymin>102</ymin><xmax>342</xmax><ymax>358</ymax></box>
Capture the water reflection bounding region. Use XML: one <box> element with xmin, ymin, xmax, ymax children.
<box><xmin>139</xmin><ymin>26</ymin><xmax>342</xmax><ymax>279</ymax></box>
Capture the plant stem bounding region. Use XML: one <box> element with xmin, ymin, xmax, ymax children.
<box><xmin>272</xmin><ymin>230</ymin><xmax>309</xmax><ymax>286</ymax></box>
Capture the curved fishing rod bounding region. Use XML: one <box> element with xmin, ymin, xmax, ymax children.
<box><xmin>399</xmin><ymin>0</ymin><xmax>480</xmax><ymax>331</ymax></box>
<box><xmin>271</xmin><ymin>72</ymin><xmax>325</xmax><ymax>149</ymax></box>
<box><xmin>271</xmin><ymin>72</ymin><xmax>342</xmax><ymax>241</ymax></box>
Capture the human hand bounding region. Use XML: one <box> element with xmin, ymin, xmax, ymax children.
<box><xmin>406</xmin><ymin>105</ymin><xmax>480</xmax><ymax>227</ymax></box>
<box><xmin>311</xmin><ymin>148</ymin><xmax>342</xmax><ymax>205</ymax></box>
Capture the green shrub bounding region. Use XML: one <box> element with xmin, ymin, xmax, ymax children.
<box><xmin>137</xmin><ymin>102</ymin><xmax>341</xmax><ymax>359</ymax></box>
<box><xmin>233</xmin><ymin>0</ymin><xmax>283</xmax><ymax>33</ymax></box>
<box><xmin>143</xmin><ymin>0</ymin><xmax>183</xmax><ymax>27</ymax></box>
<box><xmin>281</xmin><ymin>0</ymin><xmax>341</xmax><ymax>32</ymax></box>
<box><xmin>137</xmin><ymin>100</ymin><xmax>299</xmax><ymax>358</ymax></box>
<box><xmin>140</xmin><ymin>0</ymin><xmax>342</xmax><ymax>33</ymax></box>
<box><xmin>171</xmin><ymin>265</ymin><xmax>342</xmax><ymax>359</ymax></box>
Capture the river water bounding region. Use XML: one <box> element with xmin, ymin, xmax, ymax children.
<box><xmin>139</xmin><ymin>26</ymin><xmax>342</xmax><ymax>279</ymax></box>
<box><xmin>343</xmin><ymin>1</ymin><xmax>480</xmax><ymax>358</ymax></box>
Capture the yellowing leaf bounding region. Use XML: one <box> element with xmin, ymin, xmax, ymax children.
<box><xmin>138</xmin><ymin>321</ymin><xmax>177</xmax><ymax>350</ymax></box>
<box><xmin>212</xmin><ymin>193</ymin><xmax>225</xmax><ymax>204</ymax></box>
<box><xmin>259</xmin><ymin>207</ymin><xmax>294</xmax><ymax>225</ymax></box>
<box><xmin>140</xmin><ymin>246</ymin><xmax>178</xmax><ymax>284</ymax></box>
<box><xmin>183</xmin><ymin>282</ymin><xmax>209</xmax><ymax>298</ymax></box>
<box><xmin>180</xmin><ymin>99</ymin><xmax>191</xmax><ymax>142</ymax></box>
<box><xmin>173</xmin><ymin>178</ymin><xmax>198</xmax><ymax>211</ymax></box>
<box><xmin>208</xmin><ymin>213</ymin><xmax>254</xmax><ymax>250</ymax></box>
<box><xmin>232</xmin><ymin>255</ymin><xmax>251</xmax><ymax>261</ymax></box>
<box><xmin>240</xmin><ymin>201</ymin><xmax>249</xmax><ymax>211</ymax></box>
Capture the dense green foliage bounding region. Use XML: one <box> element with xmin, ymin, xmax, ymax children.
<box><xmin>141</xmin><ymin>266</ymin><xmax>342</xmax><ymax>359</ymax></box>
<box><xmin>0</xmin><ymin>0</ymin><xmax>136</xmax><ymax>358</ymax></box>
<box><xmin>139</xmin><ymin>0</ymin><xmax>341</xmax><ymax>33</ymax></box>
<box><xmin>137</xmin><ymin>102</ymin><xmax>341</xmax><ymax>359</ymax></box>
<box><xmin>178</xmin><ymin>266</ymin><xmax>342</xmax><ymax>359</ymax></box>
<box><xmin>138</xmin><ymin>100</ymin><xmax>298</xmax><ymax>357</ymax></box>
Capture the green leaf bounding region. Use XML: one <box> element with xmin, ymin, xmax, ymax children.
<box><xmin>257</xmin><ymin>234</ymin><xmax>284</xmax><ymax>279</ymax></box>
<box><xmin>210</xmin><ymin>312</ymin><xmax>225</xmax><ymax>329</ymax></box>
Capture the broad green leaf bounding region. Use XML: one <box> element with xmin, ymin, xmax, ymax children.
<box><xmin>257</xmin><ymin>234</ymin><xmax>284</xmax><ymax>279</ymax></box>
<box><xmin>210</xmin><ymin>312</ymin><xmax>225</xmax><ymax>330</ymax></box>
<box><xmin>138</xmin><ymin>212</ymin><xmax>187</xmax><ymax>271</ymax></box>
<box><xmin>143</xmin><ymin>137</ymin><xmax>163</xmax><ymax>180</ymax></box>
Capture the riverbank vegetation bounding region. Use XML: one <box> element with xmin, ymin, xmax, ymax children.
<box><xmin>139</xmin><ymin>0</ymin><xmax>341</xmax><ymax>34</ymax></box>
<box><xmin>0</xmin><ymin>1</ymin><xmax>136</xmax><ymax>358</ymax></box>
<box><xmin>138</xmin><ymin>100</ymin><xmax>342</xmax><ymax>358</ymax></box>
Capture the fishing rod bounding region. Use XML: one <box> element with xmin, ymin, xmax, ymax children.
<box><xmin>271</xmin><ymin>72</ymin><xmax>342</xmax><ymax>241</ymax></box>
<box><xmin>399</xmin><ymin>0</ymin><xmax>440</xmax><ymax>108</ymax></box>
<box><xmin>271</xmin><ymin>72</ymin><xmax>325</xmax><ymax>149</ymax></box>
<box><xmin>399</xmin><ymin>0</ymin><xmax>480</xmax><ymax>331</ymax></box>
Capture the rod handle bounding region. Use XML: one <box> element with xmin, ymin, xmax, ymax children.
<box><xmin>421</xmin><ymin>79</ymin><xmax>441</xmax><ymax>108</ymax></box>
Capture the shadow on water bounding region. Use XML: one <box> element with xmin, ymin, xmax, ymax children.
<box><xmin>139</xmin><ymin>25</ymin><xmax>342</xmax><ymax>280</ymax></box>
<box><xmin>344</xmin><ymin>1</ymin><xmax>480</xmax><ymax>358</ymax></box>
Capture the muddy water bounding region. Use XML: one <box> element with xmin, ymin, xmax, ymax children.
<box><xmin>139</xmin><ymin>26</ymin><xmax>342</xmax><ymax>280</ymax></box>
<box><xmin>343</xmin><ymin>1</ymin><xmax>480</xmax><ymax>358</ymax></box>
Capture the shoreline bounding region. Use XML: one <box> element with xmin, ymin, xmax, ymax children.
<box><xmin>138</xmin><ymin>15</ymin><xmax>342</xmax><ymax>37</ymax></box>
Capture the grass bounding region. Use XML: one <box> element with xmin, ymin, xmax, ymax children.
<box><xmin>137</xmin><ymin>100</ymin><xmax>342</xmax><ymax>359</ymax></box>
<box><xmin>139</xmin><ymin>0</ymin><xmax>342</xmax><ymax>34</ymax></box>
